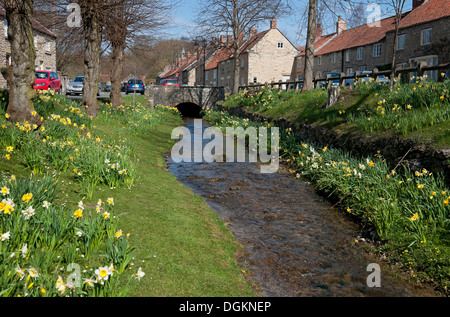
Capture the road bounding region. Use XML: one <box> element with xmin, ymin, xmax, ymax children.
<box><xmin>65</xmin><ymin>92</ymin><xmax>122</xmax><ymax>100</ymax></box>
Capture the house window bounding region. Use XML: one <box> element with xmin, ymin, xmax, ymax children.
<box><xmin>213</xmin><ymin>69</ymin><xmax>217</xmax><ymax>79</ymax></box>
<box><xmin>358</xmin><ymin>66</ymin><xmax>366</xmax><ymax>71</ymax></box>
<box><xmin>331</xmin><ymin>53</ymin><xmax>336</xmax><ymax>64</ymax></box>
<box><xmin>346</xmin><ymin>67</ymin><xmax>353</xmax><ymax>75</ymax></box>
<box><xmin>421</xmin><ymin>28</ymin><xmax>432</xmax><ymax>45</ymax></box>
<box><xmin>373</xmin><ymin>43</ymin><xmax>382</xmax><ymax>57</ymax></box>
<box><xmin>45</xmin><ymin>40</ymin><xmax>51</xmax><ymax>52</ymax></box>
<box><xmin>317</xmin><ymin>56</ymin><xmax>322</xmax><ymax>65</ymax></box>
<box><xmin>345</xmin><ymin>50</ymin><xmax>350</xmax><ymax>62</ymax></box>
<box><xmin>6</xmin><ymin>53</ymin><xmax>11</xmax><ymax>67</ymax></box>
<box><xmin>240</xmin><ymin>58</ymin><xmax>245</xmax><ymax>68</ymax></box>
<box><xmin>253</xmin><ymin>77</ymin><xmax>258</xmax><ymax>83</ymax></box>
<box><xmin>205</xmin><ymin>72</ymin><xmax>209</xmax><ymax>81</ymax></box>
<box><xmin>397</xmin><ymin>34</ymin><xmax>406</xmax><ymax>50</ymax></box>
<box><xmin>357</xmin><ymin>47</ymin><xmax>364</xmax><ymax>61</ymax></box>
<box><xmin>277</xmin><ymin>42</ymin><xmax>284</xmax><ymax>48</ymax></box>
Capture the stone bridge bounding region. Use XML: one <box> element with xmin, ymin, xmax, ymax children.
<box><xmin>146</xmin><ymin>86</ymin><xmax>226</xmax><ymax>117</ymax></box>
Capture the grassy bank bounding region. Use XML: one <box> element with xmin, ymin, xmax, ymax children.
<box><xmin>224</xmin><ymin>75</ymin><xmax>450</xmax><ymax>148</ymax></box>
<box><xmin>205</xmin><ymin>78</ymin><xmax>450</xmax><ymax>295</ymax></box>
<box><xmin>0</xmin><ymin>92</ymin><xmax>257</xmax><ymax>297</ymax></box>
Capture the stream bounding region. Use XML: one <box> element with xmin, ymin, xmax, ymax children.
<box><xmin>166</xmin><ymin>118</ymin><xmax>434</xmax><ymax>297</ymax></box>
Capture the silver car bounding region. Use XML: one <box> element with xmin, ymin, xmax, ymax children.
<box><xmin>66</xmin><ymin>76</ymin><xmax>85</xmax><ymax>95</ymax></box>
<box><xmin>66</xmin><ymin>76</ymin><xmax>101</xmax><ymax>96</ymax></box>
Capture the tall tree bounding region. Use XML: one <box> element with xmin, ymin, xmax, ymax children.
<box><xmin>78</xmin><ymin>0</ymin><xmax>104</xmax><ymax>118</ymax></box>
<box><xmin>302</xmin><ymin>0</ymin><xmax>318</xmax><ymax>91</ymax></box>
<box><xmin>1</xmin><ymin>0</ymin><xmax>40</xmax><ymax>124</ymax></box>
<box><xmin>104</xmin><ymin>0</ymin><xmax>171</xmax><ymax>108</ymax></box>
<box><xmin>388</xmin><ymin>0</ymin><xmax>407</xmax><ymax>90</ymax></box>
<box><xmin>198</xmin><ymin>0</ymin><xmax>288</xmax><ymax>94</ymax></box>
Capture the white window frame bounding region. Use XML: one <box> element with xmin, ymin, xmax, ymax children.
<box><xmin>277</xmin><ymin>42</ymin><xmax>284</xmax><ymax>49</ymax></box>
<box><xmin>373</xmin><ymin>43</ymin><xmax>382</xmax><ymax>57</ymax></box>
<box><xmin>345</xmin><ymin>50</ymin><xmax>350</xmax><ymax>62</ymax></box>
<box><xmin>317</xmin><ymin>56</ymin><xmax>322</xmax><ymax>65</ymax></box>
<box><xmin>421</xmin><ymin>28</ymin><xmax>432</xmax><ymax>45</ymax></box>
<box><xmin>397</xmin><ymin>34</ymin><xmax>406</xmax><ymax>50</ymax></box>
<box><xmin>357</xmin><ymin>47</ymin><xmax>364</xmax><ymax>61</ymax></box>
<box><xmin>253</xmin><ymin>77</ymin><xmax>258</xmax><ymax>84</ymax></box>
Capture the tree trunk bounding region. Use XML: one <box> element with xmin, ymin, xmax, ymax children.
<box><xmin>110</xmin><ymin>41</ymin><xmax>125</xmax><ymax>108</ymax></box>
<box><xmin>232</xmin><ymin>39</ymin><xmax>241</xmax><ymax>95</ymax></box>
<box><xmin>302</xmin><ymin>0</ymin><xmax>318</xmax><ymax>92</ymax></box>
<box><xmin>4</xmin><ymin>0</ymin><xmax>40</xmax><ymax>124</ymax></box>
<box><xmin>81</xmin><ymin>4</ymin><xmax>102</xmax><ymax>118</ymax></box>
<box><xmin>390</xmin><ymin>16</ymin><xmax>401</xmax><ymax>90</ymax></box>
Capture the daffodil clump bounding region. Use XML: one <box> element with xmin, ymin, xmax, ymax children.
<box><xmin>206</xmin><ymin>108</ymin><xmax>450</xmax><ymax>294</ymax></box>
<box><xmin>348</xmin><ymin>74</ymin><xmax>450</xmax><ymax>135</ymax></box>
<box><xmin>99</xmin><ymin>101</ymin><xmax>179</xmax><ymax>135</ymax></box>
<box><xmin>0</xmin><ymin>174</ymin><xmax>143</xmax><ymax>297</ymax></box>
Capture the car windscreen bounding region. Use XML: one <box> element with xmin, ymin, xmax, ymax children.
<box><xmin>166</xmin><ymin>80</ymin><xmax>178</xmax><ymax>84</ymax></box>
<box><xmin>128</xmin><ymin>80</ymin><xmax>143</xmax><ymax>85</ymax></box>
<box><xmin>36</xmin><ymin>72</ymin><xmax>48</xmax><ymax>79</ymax></box>
<box><xmin>73</xmin><ymin>77</ymin><xmax>84</xmax><ymax>82</ymax></box>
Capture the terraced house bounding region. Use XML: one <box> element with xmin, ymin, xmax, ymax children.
<box><xmin>212</xmin><ymin>19</ymin><xmax>298</xmax><ymax>92</ymax></box>
<box><xmin>291</xmin><ymin>0</ymin><xmax>450</xmax><ymax>82</ymax></box>
<box><xmin>0</xmin><ymin>8</ymin><xmax>57</xmax><ymax>89</ymax></box>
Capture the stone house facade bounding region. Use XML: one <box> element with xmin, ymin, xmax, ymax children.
<box><xmin>0</xmin><ymin>9</ymin><xmax>57</xmax><ymax>89</ymax></box>
<box><xmin>291</xmin><ymin>0</ymin><xmax>449</xmax><ymax>82</ymax></box>
<box><xmin>213</xmin><ymin>19</ymin><xmax>299</xmax><ymax>92</ymax></box>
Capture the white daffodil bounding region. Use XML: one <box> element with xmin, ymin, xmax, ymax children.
<box><xmin>43</xmin><ymin>201</ymin><xmax>51</xmax><ymax>209</ymax></box>
<box><xmin>134</xmin><ymin>267</ymin><xmax>145</xmax><ymax>281</ymax></box>
<box><xmin>1</xmin><ymin>231</ymin><xmax>11</xmax><ymax>241</ymax></box>
<box><xmin>21</xmin><ymin>206</ymin><xmax>36</xmax><ymax>220</ymax></box>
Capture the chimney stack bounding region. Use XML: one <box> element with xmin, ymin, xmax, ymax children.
<box><xmin>336</xmin><ymin>15</ymin><xmax>347</xmax><ymax>34</ymax></box>
<box><xmin>315</xmin><ymin>23</ymin><xmax>322</xmax><ymax>39</ymax></box>
<box><xmin>220</xmin><ymin>35</ymin><xmax>226</xmax><ymax>43</ymax></box>
<box><xmin>249</xmin><ymin>27</ymin><xmax>257</xmax><ymax>38</ymax></box>
<box><xmin>270</xmin><ymin>18</ymin><xmax>277</xmax><ymax>29</ymax></box>
<box><xmin>412</xmin><ymin>0</ymin><xmax>426</xmax><ymax>9</ymax></box>
<box><xmin>227</xmin><ymin>35</ymin><xmax>233</xmax><ymax>43</ymax></box>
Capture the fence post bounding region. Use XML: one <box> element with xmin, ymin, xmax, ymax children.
<box><xmin>417</xmin><ymin>61</ymin><xmax>427</xmax><ymax>78</ymax></box>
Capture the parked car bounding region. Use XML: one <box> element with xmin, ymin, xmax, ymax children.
<box><xmin>34</xmin><ymin>71</ymin><xmax>62</xmax><ymax>93</ymax></box>
<box><xmin>345</xmin><ymin>71</ymin><xmax>390</xmax><ymax>87</ymax></box>
<box><xmin>66</xmin><ymin>76</ymin><xmax>101</xmax><ymax>96</ymax></box>
<box><xmin>104</xmin><ymin>84</ymin><xmax>111</xmax><ymax>92</ymax></box>
<box><xmin>125</xmin><ymin>79</ymin><xmax>146</xmax><ymax>95</ymax></box>
<box><xmin>317</xmin><ymin>72</ymin><xmax>341</xmax><ymax>88</ymax></box>
<box><xmin>159</xmin><ymin>78</ymin><xmax>180</xmax><ymax>86</ymax></box>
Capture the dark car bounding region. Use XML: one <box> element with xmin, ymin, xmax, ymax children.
<box><xmin>34</xmin><ymin>71</ymin><xmax>62</xmax><ymax>93</ymax></box>
<box><xmin>317</xmin><ymin>72</ymin><xmax>340</xmax><ymax>88</ymax></box>
<box><xmin>345</xmin><ymin>71</ymin><xmax>390</xmax><ymax>87</ymax></box>
<box><xmin>126</xmin><ymin>79</ymin><xmax>146</xmax><ymax>95</ymax></box>
<box><xmin>159</xmin><ymin>79</ymin><xmax>180</xmax><ymax>86</ymax></box>
<box><xmin>104</xmin><ymin>85</ymin><xmax>111</xmax><ymax>92</ymax></box>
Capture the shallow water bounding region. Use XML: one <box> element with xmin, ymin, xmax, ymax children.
<box><xmin>167</xmin><ymin>118</ymin><xmax>433</xmax><ymax>297</ymax></box>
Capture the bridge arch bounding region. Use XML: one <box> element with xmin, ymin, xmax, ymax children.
<box><xmin>175</xmin><ymin>102</ymin><xmax>203</xmax><ymax>118</ymax></box>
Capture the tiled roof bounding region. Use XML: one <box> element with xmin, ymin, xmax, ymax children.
<box><xmin>0</xmin><ymin>8</ymin><xmax>57</xmax><ymax>38</ymax></box>
<box><xmin>303</xmin><ymin>0</ymin><xmax>450</xmax><ymax>57</ymax></box>
<box><xmin>398</xmin><ymin>0</ymin><xmax>450</xmax><ymax>29</ymax></box>
<box><xmin>206</xmin><ymin>45</ymin><xmax>233</xmax><ymax>70</ymax></box>
<box><xmin>316</xmin><ymin>16</ymin><xmax>396</xmax><ymax>56</ymax></box>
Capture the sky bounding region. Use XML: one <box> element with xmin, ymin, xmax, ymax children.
<box><xmin>164</xmin><ymin>0</ymin><xmax>303</xmax><ymax>46</ymax></box>
<box><xmin>164</xmin><ymin>0</ymin><xmax>414</xmax><ymax>47</ymax></box>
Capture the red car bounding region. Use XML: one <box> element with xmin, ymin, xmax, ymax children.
<box><xmin>159</xmin><ymin>79</ymin><xmax>180</xmax><ymax>86</ymax></box>
<box><xmin>34</xmin><ymin>71</ymin><xmax>62</xmax><ymax>93</ymax></box>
